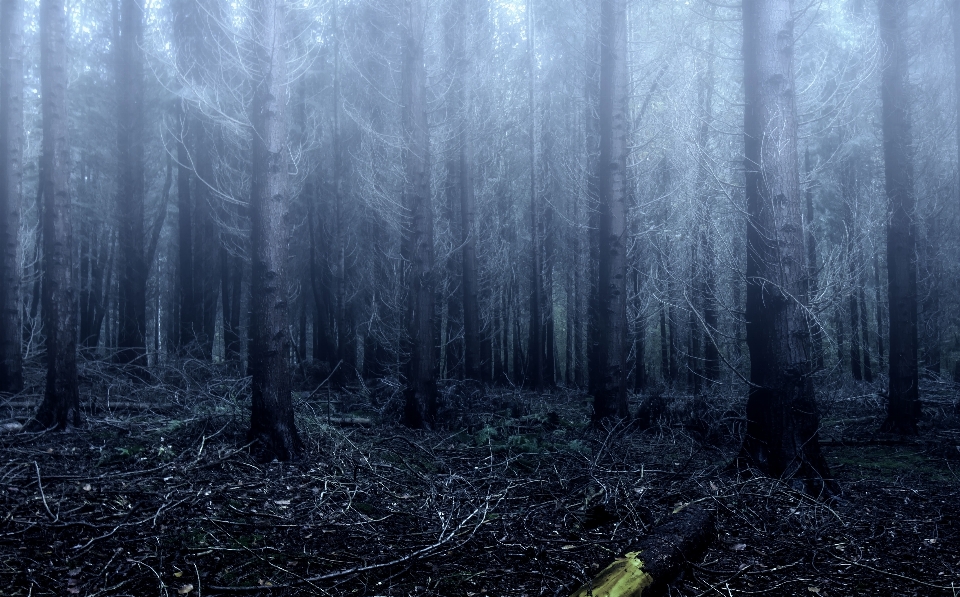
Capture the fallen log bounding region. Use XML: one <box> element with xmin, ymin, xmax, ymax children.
<box><xmin>569</xmin><ymin>503</ymin><xmax>715</xmax><ymax>597</ymax></box>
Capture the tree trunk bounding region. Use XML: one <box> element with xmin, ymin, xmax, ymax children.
<box><xmin>221</xmin><ymin>247</ymin><xmax>242</xmax><ymax>365</ymax></box>
<box><xmin>804</xmin><ymin>148</ymin><xmax>823</xmax><ymax>372</ymax></box>
<box><xmin>247</xmin><ymin>0</ymin><xmax>303</xmax><ymax>461</ymax></box>
<box><xmin>741</xmin><ymin>0</ymin><xmax>832</xmax><ymax>493</ymax></box>
<box><xmin>115</xmin><ymin>0</ymin><xmax>147</xmax><ymax>375</ymax></box>
<box><xmin>841</xmin><ymin>162</ymin><xmax>862</xmax><ymax>381</ymax></box>
<box><xmin>859</xmin><ymin>283</ymin><xmax>873</xmax><ymax>382</ymax></box>
<box><xmin>400</xmin><ymin>0</ymin><xmax>437</xmax><ymax>428</ymax></box>
<box><xmin>569</xmin><ymin>505</ymin><xmax>715</xmax><ymax>597</ymax></box>
<box><xmin>175</xmin><ymin>99</ymin><xmax>194</xmax><ymax>353</ymax></box>
<box><xmin>525</xmin><ymin>0</ymin><xmax>543</xmax><ymax>392</ymax></box>
<box><xmin>592</xmin><ymin>0</ymin><xmax>629</xmax><ymax>422</ymax></box>
<box><xmin>0</xmin><ymin>0</ymin><xmax>24</xmax><ymax>393</ymax></box>
<box><xmin>32</xmin><ymin>0</ymin><xmax>80</xmax><ymax>429</ymax></box>
<box><xmin>194</xmin><ymin>121</ymin><xmax>219</xmax><ymax>360</ymax></box>
<box><xmin>873</xmin><ymin>251</ymin><xmax>885</xmax><ymax>370</ymax></box>
<box><xmin>633</xmin><ymin>268</ymin><xmax>646</xmax><ymax>392</ymax></box>
<box><xmin>878</xmin><ymin>0</ymin><xmax>920</xmax><ymax>434</ymax></box>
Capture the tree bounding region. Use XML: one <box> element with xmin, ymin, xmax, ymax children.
<box><xmin>878</xmin><ymin>0</ymin><xmax>920</xmax><ymax>434</ymax></box>
<box><xmin>247</xmin><ymin>0</ymin><xmax>303</xmax><ymax>460</ymax></box>
<box><xmin>401</xmin><ymin>0</ymin><xmax>437</xmax><ymax>428</ymax></box>
<box><xmin>115</xmin><ymin>0</ymin><xmax>147</xmax><ymax>373</ymax></box>
<box><xmin>32</xmin><ymin>0</ymin><xmax>80</xmax><ymax>429</ymax></box>
<box><xmin>450</xmin><ymin>0</ymin><xmax>481</xmax><ymax>383</ymax></box>
<box><xmin>525</xmin><ymin>0</ymin><xmax>544</xmax><ymax>391</ymax></box>
<box><xmin>740</xmin><ymin>0</ymin><xmax>832</xmax><ymax>492</ymax></box>
<box><xmin>0</xmin><ymin>0</ymin><xmax>24</xmax><ymax>394</ymax></box>
<box><xmin>591</xmin><ymin>0</ymin><xmax>629</xmax><ymax>422</ymax></box>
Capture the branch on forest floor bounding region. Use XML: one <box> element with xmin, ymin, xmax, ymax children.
<box><xmin>207</xmin><ymin>487</ymin><xmax>507</xmax><ymax>592</ymax></box>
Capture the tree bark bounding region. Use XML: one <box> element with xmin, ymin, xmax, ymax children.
<box><xmin>741</xmin><ymin>0</ymin><xmax>832</xmax><ymax>493</ymax></box>
<box><xmin>33</xmin><ymin>0</ymin><xmax>80</xmax><ymax>429</ymax></box>
<box><xmin>592</xmin><ymin>0</ymin><xmax>629</xmax><ymax>422</ymax></box>
<box><xmin>454</xmin><ymin>0</ymin><xmax>480</xmax><ymax>383</ymax></box>
<box><xmin>569</xmin><ymin>505</ymin><xmax>714</xmax><ymax>597</ymax></box>
<box><xmin>804</xmin><ymin>148</ymin><xmax>823</xmax><ymax>372</ymax></box>
<box><xmin>878</xmin><ymin>0</ymin><xmax>920</xmax><ymax>434</ymax></box>
<box><xmin>0</xmin><ymin>0</ymin><xmax>24</xmax><ymax>393</ymax></box>
<box><xmin>525</xmin><ymin>0</ymin><xmax>543</xmax><ymax>392</ymax></box>
<box><xmin>247</xmin><ymin>0</ymin><xmax>303</xmax><ymax>461</ymax></box>
<box><xmin>115</xmin><ymin>0</ymin><xmax>147</xmax><ymax>375</ymax></box>
<box><xmin>401</xmin><ymin>0</ymin><xmax>437</xmax><ymax>428</ymax></box>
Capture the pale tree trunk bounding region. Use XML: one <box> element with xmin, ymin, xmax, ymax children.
<box><xmin>0</xmin><ymin>0</ymin><xmax>24</xmax><ymax>393</ymax></box>
<box><xmin>401</xmin><ymin>0</ymin><xmax>437</xmax><ymax>428</ymax></box>
<box><xmin>878</xmin><ymin>0</ymin><xmax>920</xmax><ymax>434</ymax></box>
<box><xmin>115</xmin><ymin>0</ymin><xmax>147</xmax><ymax>375</ymax></box>
<box><xmin>592</xmin><ymin>0</ymin><xmax>629</xmax><ymax>422</ymax></box>
<box><xmin>804</xmin><ymin>148</ymin><xmax>824</xmax><ymax>371</ymax></box>
<box><xmin>248</xmin><ymin>0</ymin><xmax>303</xmax><ymax>460</ymax></box>
<box><xmin>741</xmin><ymin>0</ymin><xmax>832</xmax><ymax>494</ymax></box>
<box><xmin>33</xmin><ymin>0</ymin><xmax>80</xmax><ymax>429</ymax></box>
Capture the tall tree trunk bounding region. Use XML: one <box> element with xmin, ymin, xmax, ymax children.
<box><xmin>525</xmin><ymin>0</ymin><xmax>543</xmax><ymax>391</ymax></box>
<box><xmin>176</xmin><ymin>100</ymin><xmax>194</xmax><ymax>353</ymax></box>
<box><xmin>456</xmin><ymin>25</ymin><xmax>480</xmax><ymax>380</ymax></box>
<box><xmin>804</xmin><ymin>148</ymin><xmax>823</xmax><ymax>371</ymax></box>
<box><xmin>841</xmin><ymin>160</ymin><xmax>862</xmax><ymax>381</ymax></box>
<box><xmin>878</xmin><ymin>0</ymin><xmax>920</xmax><ymax>434</ymax></box>
<box><xmin>33</xmin><ymin>0</ymin><xmax>80</xmax><ymax>429</ymax></box>
<box><xmin>859</xmin><ymin>283</ymin><xmax>873</xmax><ymax>382</ymax></box>
<box><xmin>115</xmin><ymin>0</ymin><xmax>147</xmax><ymax>374</ymax></box>
<box><xmin>918</xmin><ymin>215</ymin><xmax>941</xmax><ymax>377</ymax></box>
<box><xmin>741</xmin><ymin>0</ymin><xmax>832</xmax><ymax>493</ymax></box>
<box><xmin>873</xmin><ymin>251</ymin><xmax>885</xmax><ymax>370</ymax></box>
<box><xmin>633</xmin><ymin>268</ymin><xmax>646</xmax><ymax>392</ymax></box>
<box><xmin>0</xmin><ymin>0</ymin><xmax>24</xmax><ymax>393</ymax></box>
<box><xmin>247</xmin><ymin>0</ymin><xmax>302</xmax><ymax>460</ymax></box>
<box><xmin>194</xmin><ymin>122</ymin><xmax>218</xmax><ymax>359</ymax></box>
<box><xmin>592</xmin><ymin>0</ymin><xmax>629</xmax><ymax>422</ymax></box>
<box><xmin>221</xmin><ymin>247</ymin><xmax>242</xmax><ymax>365</ymax></box>
<box><xmin>400</xmin><ymin>0</ymin><xmax>437</xmax><ymax>428</ymax></box>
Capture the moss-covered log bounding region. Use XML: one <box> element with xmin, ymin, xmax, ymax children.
<box><xmin>570</xmin><ymin>504</ymin><xmax>715</xmax><ymax>597</ymax></box>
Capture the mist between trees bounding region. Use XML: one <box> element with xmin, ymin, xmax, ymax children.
<box><xmin>0</xmin><ymin>0</ymin><xmax>952</xmax><ymax>481</ymax></box>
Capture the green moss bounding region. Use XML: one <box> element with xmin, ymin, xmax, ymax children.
<box><xmin>569</xmin><ymin>552</ymin><xmax>654</xmax><ymax>597</ymax></box>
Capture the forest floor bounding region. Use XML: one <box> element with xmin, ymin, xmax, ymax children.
<box><xmin>1</xmin><ymin>360</ymin><xmax>959</xmax><ymax>596</ymax></box>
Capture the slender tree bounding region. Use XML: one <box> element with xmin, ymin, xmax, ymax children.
<box><xmin>740</xmin><ymin>0</ymin><xmax>832</xmax><ymax>492</ymax></box>
<box><xmin>247</xmin><ymin>0</ymin><xmax>303</xmax><ymax>459</ymax></box>
<box><xmin>401</xmin><ymin>0</ymin><xmax>437</xmax><ymax>428</ymax></box>
<box><xmin>0</xmin><ymin>0</ymin><xmax>24</xmax><ymax>394</ymax></box>
<box><xmin>525</xmin><ymin>0</ymin><xmax>544</xmax><ymax>391</ymax></box>
<box><xmin>591</xmin><ymin>0</ymin><xmax>629</xmax><ymax>422</ymax></box>
<box><xmin>452</xmin><ymin>0</ymin><xmax>481</xmax><ymax>382</ymax></box>
<box><xmin>32</xmin><ymin>0</ymin><xmax>80</xmax><ymax>429</ymax></box>
<box><xmin>115</xmin><ymin>0</ymin><xmax>147</xmax><ymax>373</ymax></box>
<box><xmin>878</xmin><ymin>0</ymin><xmax>920</xmax><ymax>434</ymax></box>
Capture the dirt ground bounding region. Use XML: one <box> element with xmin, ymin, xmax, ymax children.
<box><xmin>2</xmin><ymin>361</ymin><xmax>959</xmax><ymax>596</ymax></box>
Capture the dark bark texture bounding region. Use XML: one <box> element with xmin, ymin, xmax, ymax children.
<box><xmin>33</xmin><ymin>0</ymin><xmax>80</xmax><ymax>429</ymax></box>
<box><xmin>592</xmin><ymin>0</ymin><xmax>629</xmax><ymax>422</ymax></box>
<box><xmin>741</xmin><ymin>0</ymin><xmax>832</xmax><ymax>493</ymax></box>
<box><xmin>878</xmin><ymin>0</ymin><xmax>920</xmax><ymax>434</ymax></box>
<box><xmin>247</xmin><ymin>0</ymin><xmax>303</xmax><ymax>461</ymax></box>
<box><xmin>0</xmin><ymin>0</ymin><xmax>24</xmax><ymax>393</ymax></box>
